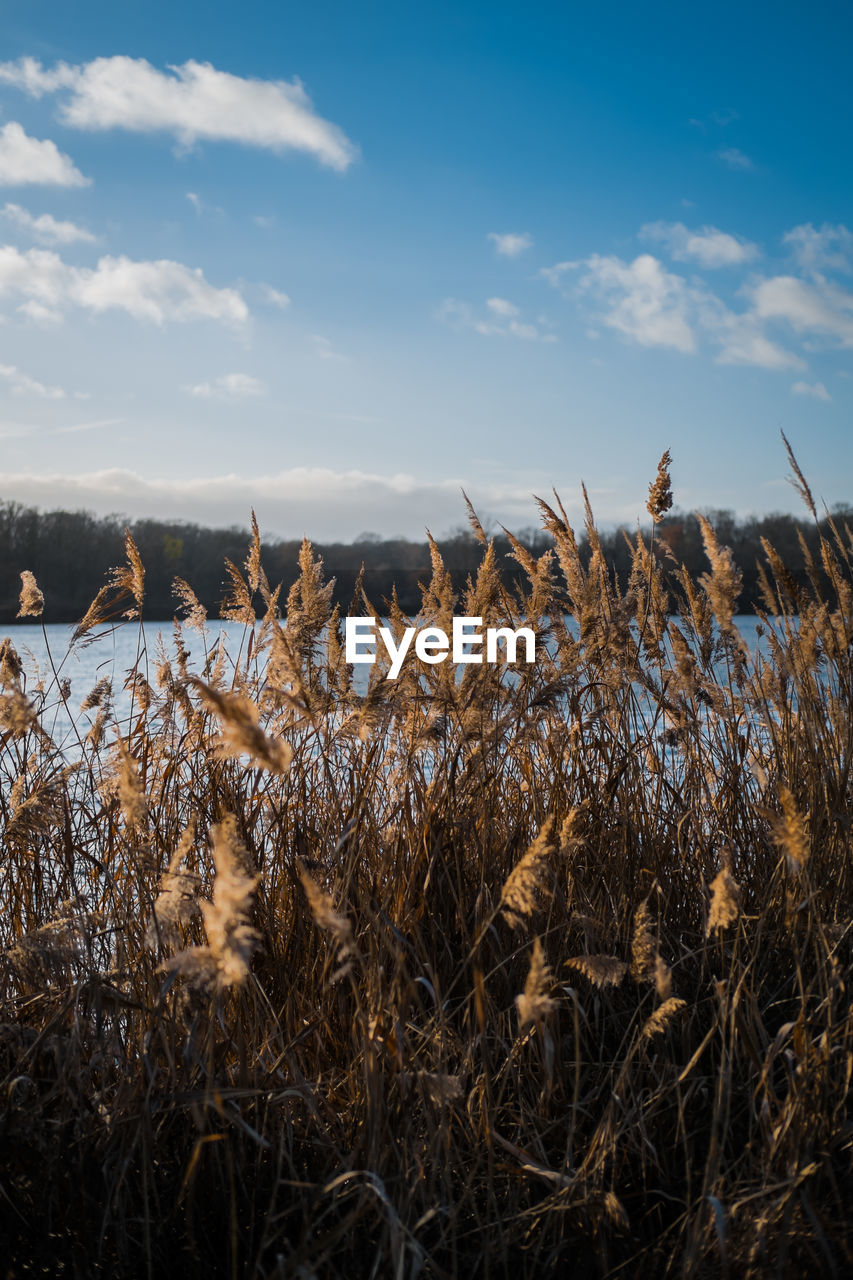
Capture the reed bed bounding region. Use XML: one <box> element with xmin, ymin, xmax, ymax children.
<box><xmin>1</xmin><ymin>448</ymin><xmax>852</xmax><ymax>1278</ymax></box>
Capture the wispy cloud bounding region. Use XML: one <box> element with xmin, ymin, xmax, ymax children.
<box><xmin>16</xmin><ymin>299</ymin><xmax>64</xmax><ymax>326</ymax></box>
<box><xmin>706</xmin><ymin>306</ymin><xmax>805</xmax><ymax>370</ymax></box>
<box><xmin>185</xmin><ymin>191</ymin><xmax>223</xmax><ymax>217</ymax></box>
<box><xmin>640</xmin><ymin>221</ymin><xmax>758</xmax><ymax>268</ymax></box>
<box><xmin>0</xmin><ymin>121</ymin><xmax>89</xmax><ymax>187</ymax></box>
<box><xmin>562</xmin><ymin>254</ymin><xmax>696</xmax><ymax>353</ymax></box>
<box><xmin>488</xmin><ymin>231</ymin><xmax>533</xmax><ymax>258</ymax></box>
<box><xmin>486</xmin><ymin>297</ymin><xmax>519</xmax><ymax>317</ymax></box>
<box><xmin>538</xmin><ymin>260</ymin><xmax>578</xmax><ymax>289</ymax></box>
<box><xmin>0</xmin><ymin>416</ymin><xmax>121</xmax><ymax>440</ymax></box>
<box><xmin>543</xmin><ymin>249</ymin><xmax>805</xmax><ymax>369</ymax></box>
<box><xmin>689</xmin><ymin>108</ymin><xmax>738</xmax><ymax>131</ymax></box>
<box><xmin>749</xmin><ymin>274</ymin><xmax>853</xmax><ymax>348</ymax></box>
<box><xmin>791</xmin><ymin>380</ymin><xmax>831</xmax><ymax>401</ymax></box>
<box><xmin>715</xmin><ymin>146</ymin><xmax>753</xmax><ymax>171</ymax></box>
<box><xmin>439</xmin><ymin>296</ymin><xmax>556</xmax><ymax>342</ymax></box>
<box><xmin>1</xmin><ymin>201</ymin><xmax>95</xmax><ymax>245</ymax></box>
<box><xmin>783</xmin><ymin>223</ymin><xmax>852</xmax><ymax>274</ymax></box>
<box><xmin>184</xmin><ymin>373</ymin><xmax>265</xmax><ymax>399</ymax></box>
<box><xmin>311</xmin><ymin>334</ymin><xmax>351</xmax><ymax>361</ymax></box>
<box><xmin>0</xmin><ymin>245</ymin><xmax>248</xmax><ymax>325</ymax></box>
<box><xmin>261</xmin><ymin>284</ymin><xmax>290</xmax><ymax>309</ymax></box>
<box><xmin>0</xmin><ymin>362</ymin><xmax>65</xmax><ymax>398</ymax></box>
<box><xmin>0</xmin><ymin>56</ymin><xmax>358</xmax><ymax>171</ymax></box>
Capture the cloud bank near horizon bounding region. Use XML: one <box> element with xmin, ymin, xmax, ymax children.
<box><xmin>0</xmin><ymin>466</ymin><xmax>585</xmax><ymax>541</ymax></box>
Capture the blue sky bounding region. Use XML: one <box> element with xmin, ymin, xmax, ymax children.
<box><xmin>0</xmin><ymin>0</ymin><xmax>850</xmax><ymax>539</ymax></box>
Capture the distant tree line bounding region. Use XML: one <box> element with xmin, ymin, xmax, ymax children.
<box><xmin>0</xmin><ymin>496</ymin><xmax>850</xmax><ymax>623</ymax></box>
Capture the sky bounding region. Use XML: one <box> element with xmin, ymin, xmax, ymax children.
<box><xmin>0</xmin><ymin>0</ymin><xmax>850</xmax><ymax>540</ymax></box>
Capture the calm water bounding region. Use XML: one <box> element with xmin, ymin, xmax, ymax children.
<box><xmin>4</xmin><ymin>615</ymin><xmax>768</xmax><ymax>754</ymax></box>
<box><xmin>5</xmin><ymin>620</ymin><xmax>258</xmax><ymax>752</ymax></box>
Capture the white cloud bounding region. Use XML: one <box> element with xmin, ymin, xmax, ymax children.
<box><xmin>640</xmin><ymin>221</ymin><xmax>758</xmax><ymax>268</ymax></box>
<box><xmin>0</xmin><ymin>121</ymin><xmax>89</xmax><ymax>187</ymax></box>
<box><xmin>16</xmin><ymin>299</ymin><xmax>64</xmax><ymax>325</ymax></box>
<box><xmin>1</xmin><ymin>201</ymin><xmax>95</xmax><ymax>244</ymax></box>
<box><xmin>0</xmin><ymin>362</ymin><xmax>65</xmax><ymax>398</ymax></box>
<box><xmin>570</xmin><ymin>254</ymin><xmax>696</xmax><ymax>353</ymax></box>
<box><xmin>253</xmin><ymin>214</ymin><xmax>275</xmax><ymax>229</ymax></box>
<box><xmin>716</xmin><ymin>147</ymin><xmax>753</xmax><ymax>171</ymax></box>
<box><xmin>538</xmin><ymin>260</ymin><xmax>578</xmax><ymax>288</ymax></box>
<box><xmin>184</xmin><ymin>372</ymin><xmax>265</xmax><ymax>398</ymax></box>
<box><xmin>439</xmin><ymin>297</ymin><xmax>556</xmax><ymax>342</ymax></box>
<box><xmin>184</xmin><ymin>191</ymin><xmax>224</xmax><ymax>217</ymax></box>
<box><xmin>690</xmin><ymin>108</ymin><xmax>738</xmax><ymax>130</ymax></box>
<box><xmin>783</xmin><ymin>223</ymin><xmax>852</xmax><ymax>274</ymax></box>
<box><xmin>0</xmin><ymin>56</ymin><xmax>357</xmax><ymax>170</ymax></box>
<box><xmin>486</xmin><ymin>297</ymin><xmax>520</xmax><ymax>317</ymax></box>
<box><xmin>0</xmin><ymin>465</ymin><xmax>569</xmax><ymax>540</ymax></box>
<box><xmin>488</xmin><ymin>231</ymin><xmax>534</xmax><ymax>258</ymax></box>
<box><xmin>709</xmin><ymin>311</ymin><xmax>805</xmax><ymax>370</ymax></box>
<box><xmin>687</xmin><ymin>289</ymin><xmax>804</xmax><ymax>369</ymax></box>
<box><xmin>0</xmin><ymin>244</ymin><xmax>248</xmax><ymax>325</ymax></box>
<box><xmin>261</xmin><ymin>284</ymin><xmax>290</xmax><ymax>309</ymax></box>
<box><xmin>0</xmin><ymin>57</ymin><xmax>77</xmax><ymax>95</ymax></box>
<box><xmin>311</xmin><ymin>334</ymin><xmax>351</xmax><ymax>361</ymax></box>
<box><xmin>749</xmin><ymin>274</ymin><xmax>853</xmax><ymax>348</ymax></box>
<box><xmin>545</xmin><ymin>249</ymin><xmax>818</xmax><ymax>369</ymax></box>
<box><xmin>791</xmin><ymin>380</ymin><xmax>831</xmax><ymax>401</ymax></box>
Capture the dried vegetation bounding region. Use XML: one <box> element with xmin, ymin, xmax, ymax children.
<box><xmin>1</xmin><ymin>447</ymin><xmax>852</xmax><ymax>1277</ymax></box>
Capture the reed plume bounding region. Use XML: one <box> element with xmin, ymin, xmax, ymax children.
<box><xmin>17</xmin><ymin>571</ymin><xmax>44</xmax><ymax>618</ymax></box>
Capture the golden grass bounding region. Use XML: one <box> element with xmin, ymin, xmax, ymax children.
<box><xmin>1</xmin><ymin>449</ymin><xmax>852</xmax><ymax>1277</ymax></box>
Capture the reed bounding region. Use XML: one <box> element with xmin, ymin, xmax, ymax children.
<box><xmin>1</xmin><ymin>445</ymin><xmax>852</xmax><ymax>1277</ymax></box>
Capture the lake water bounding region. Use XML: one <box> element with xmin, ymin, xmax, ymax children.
<box><xmin>3</xmin><ymin>616</ymin><xmax>769</xmax><ymax>755</ymax></box>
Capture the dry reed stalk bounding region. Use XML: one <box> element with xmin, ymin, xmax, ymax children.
<box><xmin>654</xmin><ymin>954</ymin><xmax>672</xmax><ymax>1000</ymax></box>
<box><xmin>298</xmin><ymin>859</ymin><xmax>355</xmax><ymax>980</ymax></box>
<box><xmin>192</xmin><ymin>679</ymin><xmax>293</xmax><ymax>774</ymax></box>
<box><xmin>646</xmin><ymin>449</ymin><xmax>674</xmax><ymax>523</ymax></box>
<box><xmin>17</xmin><ymin>571</ymin><xmax>44</xmax><ymax>618</ymax></box>
<box><xmin>565</xmin><ymin>955</ymin><xmax>629</xmax><ymax>987</ymax></box>
<box><xmin>146</xmin><ymin>826</ymin><xmax>201</xmax><ymax>951</ymax></box>
<box><xmin>631</xmin><ymin>898</ymin><xmax>656</xmax><ymax>981</ymax></box>
<box><xmin>641</xmin><ymin>997</ymin><xmax>686</xmax><ymax>1039</ymax></box>
<box><xmin>516</xmin><ymin>937</ymin><xmax>556</xmax><ymax>1029</ymax></box>
<box><xmin>112</xmin><ymin>529</ymin><xmax>146</xmax><ymax>618</ymax></box>
<box><xmin>80</xmin><ymin>676</ymin><xmax>112</xmax><ymax>713</ymax></box>
<box><xmin>698</xmin><ymin>514</ymin><xmax>743</xmax><ymax>632</ymax></box>
<box><xmin>113</xmin><ymin>739</ymin><xmax>147</xmax><ymax>832</ymax></box>
<box><xmin>500</xmin><ymin>816</ymin><xmax>556</xmax><ymax>930</ymax></box>
<box><xmin>774</xmin><ymin>785</ymin><xmax>810</xmax><ymax>875</ymax></box>
<box><xmin>0</xmin><ymin>688</ymin><xmax>39</xmax><ymax>737</ymax></box>
<box><xmin>0</xmin><ymin>636</ymin><xmax>23</xmax><ymax>685</ymax></box>
<box><xmin>707</xmin><ymin>853</ymin><xmax>741</xmax><ymax>934</ymax></box>
<box><xmin>172</xmin><ymin>576</ymin><xmax>208</xmax><ymax>631</ymax></box>
<box><xmin>168</xmin><ymin>816</ymin><xmax>259</xmax><ymax>990</ymax></box>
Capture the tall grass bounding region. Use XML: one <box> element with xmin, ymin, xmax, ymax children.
<box><xmin>1</xmin><ymin>448</ymin><xmax>852</xmax><ymax>1277</ymax></box>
